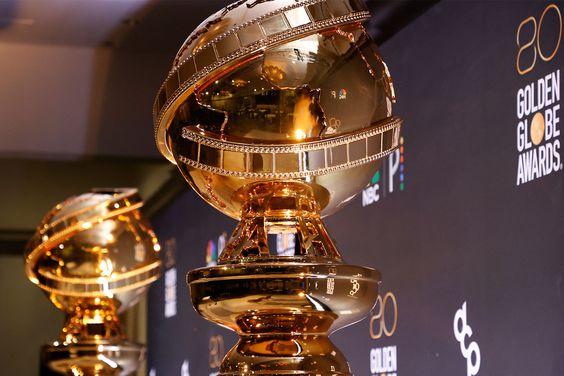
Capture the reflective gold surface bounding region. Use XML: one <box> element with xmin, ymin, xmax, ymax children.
<box><xmin>187</xmin><ymin>182</ymin><xmax>380</xmax><ymax>375</ymax></box>
<box><xmin>25</xmin><ymin>188</ymin><xmax>161</xmax><ymax>375</ymax></box>
<box><xmin>154</xmin><ymin>0</ymin><xmax>381</xmax><ymax>162</ymax></box>
<box><xmin>190</xmin><ymin>263</ymin><xmax>379</xmax><ymax>375</ymax></box>
<box><xmin>154</xmin><ymin>0</ymin><xmax>400</xmax><ymax>374</ymax></box>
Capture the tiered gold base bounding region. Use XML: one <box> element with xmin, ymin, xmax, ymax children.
<box><xmin>189</xmin><ymin>262</ymin><xmax>379</xmax><ymax>375</ymax></box>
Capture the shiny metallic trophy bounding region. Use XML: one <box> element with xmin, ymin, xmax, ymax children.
<box><xmin>25</xmin><ymin>188</ymin><xmax>161</xmax><ymax>375</ymax></box>
<box><xmin>154</xmin><ymin>0</ymin><xmax>401</xmax><ymax>374</ymax></box>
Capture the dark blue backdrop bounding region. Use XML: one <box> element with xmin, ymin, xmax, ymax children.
<box><xmin>148</xmin><ymin>1</ymin><xmax>564</xmax><ymax>375</ymax></box>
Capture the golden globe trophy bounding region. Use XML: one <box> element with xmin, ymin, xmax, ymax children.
<box><xmin>25</xmin><ymin>188</ymin><xmax>161</xmax><ymax>375</ymax></box>
<box><xmin>153</xmin><ymin>0</ymin><xmax>401</xmax><ymax>374</ymax></box>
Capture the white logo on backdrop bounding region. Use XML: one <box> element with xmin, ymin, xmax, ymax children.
<box><xmin>164</xmin><ymin>267</ymin><xmax>177</xmax><ymax>318</ymax></box>
<box><xmin>453</xmin><ymin>302</ymin><xmax>481</xmax><ymax>376</ymax></box>
<box><xmin>181</xmin><ymin>360</ymin><xmax>190</xmax><ymax>376</ymax></box>
<box><xmin>370</xmin><ymin>346</ymin><xmax>397</xmax><ymax>376</ymax></box>
<box><xmin>362</xmin><ymin>149</ymin><xmax>402</xmax><ymax>207</ymax></box>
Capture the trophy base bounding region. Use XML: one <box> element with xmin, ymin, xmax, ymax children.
<box><xmin>41</xmin><ymin>341</ymin><xmax>145</xmax><ymax>375</ymax></box>
<box><xmin>189</xmin><ymin>262</ymin><xmax>380</xmax><ymax>376</ymax></box>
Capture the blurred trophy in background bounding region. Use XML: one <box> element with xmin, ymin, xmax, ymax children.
<box><xmin>154</xmin><ymin>0</ymin><xmax>401</xmax><ymax>374</ymax></box>
<box><xmin>25</xmin><ymin>188</ymin><xmax>161</xmax><ymax>375</ymax></box>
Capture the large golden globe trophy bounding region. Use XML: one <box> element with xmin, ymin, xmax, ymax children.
<box><xmin>25</xmin><ymin>188</ymin><xmax>161</xmax><ymax>375</ymax></box>
<box><xmin>154</xmin><ymin>0</ymin><xmax>401</xmax><ymax>374</ymax></box>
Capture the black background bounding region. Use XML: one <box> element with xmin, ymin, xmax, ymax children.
<box><xmin>148</xmin><ymin>1</ymin><xmax>564</xmax><ymax>375</ymax></box>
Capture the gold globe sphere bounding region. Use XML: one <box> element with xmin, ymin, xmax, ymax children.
<box><xmin>154</xmin><ymin>0</ymin><xmax>400</xmax><ymax>221</ymax></box>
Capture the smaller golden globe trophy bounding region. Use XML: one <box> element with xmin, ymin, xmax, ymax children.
<box><xmin>25</xmin><ymin>188</ymin><xmax>161</xmax><ymax>375</ymax></box>
<box><xmin>154</xmin><ymin>0</ymin><xmax>401</xmax><ymax>374</ymax></box>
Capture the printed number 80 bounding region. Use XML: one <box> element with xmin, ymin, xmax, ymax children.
<box><xmin>516</xmin><ymin>4</ymin><xmax>562</xmax><ymax>75</ymax></box>
<box><xmin>369</xmin><ymin>292</ymin><xmax>398</xmax><ymax>339</ymax></box>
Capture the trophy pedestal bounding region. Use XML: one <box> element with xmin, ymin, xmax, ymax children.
<box><xmin>42</xmin><ymin>341</ymin><xmax>145</xmax><ymax>376</ymax></box>
<box><xmin>189</xmin><ymin>263</ymin><xmax>380</xmax><ymax>375</ymax></box>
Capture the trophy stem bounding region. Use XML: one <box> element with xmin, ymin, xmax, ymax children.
<box><xmin>220</xmin><ymin>181</ymin><xmax>343</xmax><ymax>263</ymax></box>
<box><xmin>42</xmin><ymin>298</ymin><xmax>145</xmax><ymax>375</ymax></box>
<box><xmin>60</xmin><ymin>299</ymin><xmax>125</xmax><ymax>344</ymax></box>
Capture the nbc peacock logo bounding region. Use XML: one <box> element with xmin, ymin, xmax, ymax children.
<box><xmin>362</xmin><ymin>136</ymin><xmax>405</xmax><ymax>207</ymax></box>
<box><xmin>205</xmin><ymin>232</ymin><xmax>227</xmax><ymax>267</ymax></box>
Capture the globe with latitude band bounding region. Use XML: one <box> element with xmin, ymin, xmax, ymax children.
<box><xmin>153</xmin><ymin>0</ymin><xmax>402</xmax><ymax>374</ymax></box>
<box><xmin>25</xmin><ymin>188</ymin><xmax>161</xmax><ymax>375</ymax></box>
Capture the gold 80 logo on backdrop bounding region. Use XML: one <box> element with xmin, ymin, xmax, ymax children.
<box><xmin>516</xmin><ymin>4</ymin><xmax>561</xmax><ymax>75</ymax></box>
<box><xmin>368</xmin><ymin>292</ymin><xmax>398</xmax><ymax>376</ymax></box>
<box><xmin>514</xmin><ymin>3</ymin><xmax>561</xmax><ymax>186</ymax></box>
<box><xmin>369</xmin><ymin>292</ymin><xmax>398</xmax><ymax>340</ymax></box>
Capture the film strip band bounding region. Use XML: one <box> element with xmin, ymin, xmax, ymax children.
<box><xmin>26</xmin><ymin>190</ymin><xmax>143</xmax><ymax>256</ymax></box>
<box><xmin>154</xmin><ymin>0</ymin><xmax>371</xmax><ymax>162</ymax></box>
<box><xmin>34</xmin><ymin>260</ymin><xmax>162</xmax><ymax>298</ymax></box>
<box><xmin>177</xmin><ymin>117</ymin><xmax>401</xmax><ymax>179</ymax></box>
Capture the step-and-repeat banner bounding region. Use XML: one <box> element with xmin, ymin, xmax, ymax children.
<box><xmin>147</xmin><ymin>1</ymin><xmax>564</xmax><ymax>375</ymax></box>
